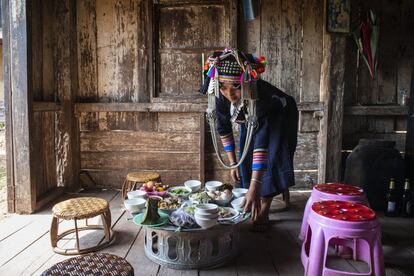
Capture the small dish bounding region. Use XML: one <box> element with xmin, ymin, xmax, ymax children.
<box><xmin>194</xmin><ymin>215</ymin><xmax>218</xmax><ymax>229</ymax></box>
<box><xmin>231</xmin><ymin>196</ymin><xmax>245</xmax><ymax>212</ymax></box>
<box><xmin>184</xmin><ymin>180</ymin><xmax>202</xmax><ymax>193</ymax></box>
<box><xmin>205</xmin><ymin>181</ymin><xmax>223</xmax><ymax>191</ymax></box>
<box><xmin>232</xmin><ymin>188</ymin><xmax>248</xmax><ymax>198</ymax></box>
<box><xmin>127</xmin><ymin>190</ymin><xmax>147</xmax><ymax>199</ymax></box>
<box><xmin>124</xmin><ymin>198</ymin><xmax>146</xmax><ymax>213</ymax></box>
<box><xmin>132</xmin><ymin>211</ymin><xmax>169</xmax><ymax>227</ymax></box>
<box><xmin>195</xmin><ymin>203</ymin><xmax>219</xmax><ymax>214</ymax></box>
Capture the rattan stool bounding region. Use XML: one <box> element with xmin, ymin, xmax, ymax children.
<box><xmin>41</xmin><ymin>252</ymin><xmax>134</xmax><ymax>276</ymax></box>
<box><xmin>121</xmin><ymin>172</ymin><xmax>161</xmax><ymax>200</ymax></box>
<box><xmin>50</xmin><ymin>197</ymin><xmax>115</xmax><ymax>255</ymax></box>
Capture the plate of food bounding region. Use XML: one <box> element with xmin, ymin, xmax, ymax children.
<box><xmin>218</xmin><ymin>207</ymin><xmax>239</xmax><ymax>221</ymax></box>
<box><xmin>207</xmin><ymin>189</ymin><xmax>233</xmax><ymax>206</ymax></box>
<box><xmin>167</xmin><ymin>186</ymin><xmax>192</xmax><ymax>198</ymax></box>
<box><xmin>158</xmin><ymin>196</ymin><xmax>182</xmax><ymax>214</ymax></box>
<box><xmin>139</xmin><ymin>181</ymin><xmax>168</xmax><ymax>197</ymax></box>
<box><xmin>133</xmin><ymin>211</ymin><xmax>169</xmax><ymax>227</ymax></box>
<box><xmin>189</xmin><ymin>191</ymin><xmax>211</xmax><ymax>204</ymax></box>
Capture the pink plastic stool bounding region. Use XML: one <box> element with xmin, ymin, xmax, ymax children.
<box><xmin>299</xmin><ymin>183</ymin><xmax>368</xmax><ymax>241</ymax></box>
<box><xmin>301</xmin><ymin>200</ymin><xmax>384</xmax><ymax>276</ymax></box>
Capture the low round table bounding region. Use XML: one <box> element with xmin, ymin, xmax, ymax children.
<box><xmin>143</xmin><ymin>224</ymin><xmax>240</xmax><ymax>270</ymax></box>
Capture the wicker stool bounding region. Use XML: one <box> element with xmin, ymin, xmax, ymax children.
<box><xmin>121</xmin><ymin>172</ymin><xmax>161</xmax><ymax>200</ymax></box>
<box><xmin>50</xmin><ymin>197</ymin><xmax>115</xmax><ymax>255</ymax></box>
<box><xmin>41</xmin><ymin>252</ymin><xmax>134</xmax><ymax>276</ymax></box>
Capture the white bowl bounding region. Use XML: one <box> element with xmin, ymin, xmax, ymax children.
<box><xmin>184</xmin><ymin>180</ymin><xmax>202</xmax><ymax>193</ymax></box>
<box><xmin>194</xmin><ymin>215</ymin><xmax>218</xmax><ymax>229</ymax></box>
<box><xmin>124</xmin><ymin>198</ymin><xmax>146</xmax><ymax>213</ymax></box>
<box><xmin>194</xmin><ymin>211</ymin><xmax>219</xmax><ymax>219</ymax></box>
<box><xmin>231</xmin><ymin>196</ymin><xmax>245</xmax><ymax>212</ymax></box>
<box><xmin>205</xmin><ymin>181</ymin><xmax>223</xmax><ymax>191</ymax></box>
<box><xmin>127</xmin><ymin>190</ymin><xmax>147</xmax><ymax>199</ymax></box>
<box><xmin>195</xmin><ymin>203</ymin><xmax>219</xmax><ymax>214</ymax></box>
<box><xmin>232</xmin><ymin>188</ymin><xmax>248</xmax><ymax>198</ymax></box>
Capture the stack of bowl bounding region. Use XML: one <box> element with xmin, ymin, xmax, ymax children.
<box><xmin>194</xmin><ymin>203</ymin><xmax>219</xmax><ymax>229</ymax></box>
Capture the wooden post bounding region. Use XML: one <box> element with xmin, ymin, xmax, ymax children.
<box><xmin>54</xmin><ymin>0</ymin><xmax>80</xmax><ymax>191</ymax></box>
<box><xmin>318</xmin><ymin>0</ymin><xmax>347</xmax><ymax>183</ymax></box>
<box><xmin>5</xmin><ymin>0</ymin><xmax>36</xmax><ymax>213</ymax></box>
<box><xmin>199</xmin><ymin>113</ymin><xmax>205</xmax><ymax>184</ymax></box>
<box><xmin>2</xmin><ymin>0</ymin><xmax>15</xmax><ymax>213</ymax></box>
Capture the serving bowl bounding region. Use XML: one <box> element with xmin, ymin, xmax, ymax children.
<box><xmin>231</xmin><ymin>196</ymin><xmax>245</xmax><ymax>212</ymax></box>
<box><xmin>195</xmin><ymin>203</ymin><xmax>219</xmax><ymax>215</ymax></box>
<box><xmin>184</xmin><ymin>180</ymin><xmax>202</xmax><ymax>193</ymax></box>
<box><xmin>194</xmin><ymin>215</ymin><xmax>218</xmax><ymax>229</ymax></box>
<box><xmin>232</xmin><ymin>188</ymin><xmax>248</xmax><ymax>198</ymax></box>
<box><xmin>124</xmin><ymin>198</ymin><xmax>146</xmax><ymax>213</ymax></box>
<box><xmin>205</xmin><ymin>181</ymin><xmax>223</xmax><ymax>191</ymax></box>
<box><xmin>127</xmin><ymin>190</ymin><xmax>147</xmax><ymax>199</ymax></box>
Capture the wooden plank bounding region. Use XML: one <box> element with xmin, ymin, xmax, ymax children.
<box><xmin>318</xmin><ymin>13</ymin><xmax>347</xmax><ymax>183</ymax></box>
<box><xmin>80</xmin><ymin>112</ymin><xmax>158</xmax><ymax>132</ymax></box>
<box><xmin>344</xmin><ymin>105</ymin><xmax>409</xmax><ymax>116</ymax></box>
<box><xmin>77</xmin><ymin>0</ymin><xmax>98</xmax><ymax>101</ymax></box>
<box><xmin>75</xmin><ymin>102</ymin><xmax>207</xmax><ymax>113</ymax></box>
<box><xmin>32</xmin><ymin>113</ymin><xmax>46</xmax><ymax>198</ymax></box>
<box><xmin>42</xmin><ymin>112</ymin><xmax>57</xmax><ymax>193</ymax></box>
<box><xmin>85</xmin><ymin>169</ymin><xmax>201</xmax><ymax>188</ymax></box>
<box><xmin>96</xmin><ymin>0</ymin><xmax>139</xmax><ymax>102</ymax></box>
<box><xmin>137</xmin><ymin>0</ymin><xmax>151</xmax><ymax>102</ymax></box>
<box><xmin>301</xmin><ymin>0</ymin><xmax>323</xmax><ymax>102</ymax></box>
<box><xmin>367</xmin><ymin>117</ymin><xmax>395</xmax><ymax>133</ymax></box>
<box><xmin>238</xmin><ymin>0</ymin><xmax>261</xmax><ymax>55</ymax></box>
<box><xmin>158</xmin><ymin>113</ymin><xmax>200</xmax><ymax>132</ymax></box>
<box><xmin>294</xmin><ymin>133</ymin><xmax>319</xmax><ymax>170</ymax></box>
<box><xmin>377</xmin><ymin>0</ymin><xmax>400</xmax><ymax>104</ymax></box>
<box><xmin>82</xmin><ymin>151</ymin><xmax>199</xmax><ymax>171</ymax></box>
<box><xmin>31</xmin><ymin>0</ymin><xmax>43</xmax><ymax>101</ymax></box>
<box><xmin>280</xmin><ymin>0</ymin><xmax>302</xmax><ymax>102</ymax></box>
<box><xmin>81</xmin><ymin>131</ymin><xmax>199</xmax><ymax>152</ymax></box>
<box><xmin>299</xmin><ymin>111</ymin><xmax>320</xmax><ymax>132</ymax></box>
<box><xmin>41</xmin><ymin>0</ymin><xmax>55</xmax><ymax>101</ymax></box>
<box><xmin>2</xmin><ymin>0</ymin><xmax>15</xmax><ymax>213</ymax></box>
<box><xmin>10</xmin><ymin>0</ymin><xmax>36</xmax><ymax>213</ymax></box>
<box><xmin>199</xmin><ymin>113</ymin><xmax>206</xmax><ymax>184</ymax></box>
<box><xmin>260</xmin><ymin>0</ymin><xmax>282</xmax><ymax>88</ymax></box>
<box><xmin>157</xmin><ymin>266</ymin><xmax>197</xmax><ymax>276</ymax></box>
<box><xmin>32</xmin><ymin>102</ymin><xmax>61</xmax><ymax>112</ymax></box>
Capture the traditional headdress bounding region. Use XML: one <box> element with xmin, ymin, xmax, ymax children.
<box><xmin>199</xmin><ymin>48</ymin><xmax>266</xmax><ymax>94</ymax></box>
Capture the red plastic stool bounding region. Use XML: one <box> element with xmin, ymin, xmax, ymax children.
<box><xmin>301</xmin><ymin>200</ymin><xmax>384</xmax><ymax>276</ymax></box>
<box><xmin>299</xmin><ymin>183</ymin><xmax>368</xmax><ymax>241</ymax></box>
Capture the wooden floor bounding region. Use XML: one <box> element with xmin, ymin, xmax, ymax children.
<box><xmin>0</xmin><ymin>189</ymin><xmax>413</xmax><ymax>276</ymax></box>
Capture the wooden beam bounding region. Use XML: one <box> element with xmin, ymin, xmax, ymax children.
<box><xmin>2</xmin><ymin>0</ymin><xmax>15</xmax><ymax>213</ymax></box>
<box><xmin>32</xmin><ymin>102</ymin><xmax>61</xmax><ymax>112</ymax></box>
<box><xmin>318</xmin><ymin>0</ymin><xmax>347</xmax><ymax>183</ymax></box>
<box><xmin>199</xmin><ymin>113</ymin><xmax>205</xmax><ymax>184</ymax></box>
<box><xmin>8</xmin><ymin>0</ymin><xmax>36</xmax><ymax>213</ymax></box>
<box><xmin>344</xmin><ymin>105</ymin><xmax>409</xmax><ymax>116</ymax></box>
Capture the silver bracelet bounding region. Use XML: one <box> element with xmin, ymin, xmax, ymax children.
<box><xmin>251</xmin><ymin>178</ymin><xmax>262</xmax><ymax>184</ymax></box>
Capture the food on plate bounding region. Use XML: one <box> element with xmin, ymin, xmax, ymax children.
<box><xmin>168</xmin><ymin>186</ymin><xmax>191</xmax><ymax>197</ymax></box>
<box><xmin>184</xmin><ymin>204</ymin><xmax>196</xmax><ymax>215</ymax></box>
<box><xmin>207</xmin><ymin>189</ymin><xmax>232</xmax><ymax>201</ymax></box>
<box><xmin>158</xmin><ymin>196</ymin><xmax>181</xmax><ymax>210</ymax></box>
<box><xmin>219</xmin><ymin>183</ymin><xmax>234</xmax><ymax>191</ymax></box>
<box><xmin>218</xmin><ymin>207</ymin><xmax>238</xmax><ymax>220</ymax></box>
<box><xmin>141</xmin><ymin>197</ymin><xmax>161</xmax><ymax>225</ymax></box>
<box><xmin>140</xmin><ymin>182</ymin><xmax>168</xmax><ymax>193</ymax></box>
<box><xmin>189</xmin><ymin>191</ymin><xmax>211</xmax><ymax>203</ymax></box>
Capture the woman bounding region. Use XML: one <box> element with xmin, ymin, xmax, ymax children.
<box><xmin>201</xmin><ymin>49</ymin><xmax>298</xmax><ymax>231</ymax></box>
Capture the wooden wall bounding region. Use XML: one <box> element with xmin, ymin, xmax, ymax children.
<box><xmin>342</xmin><ymin>0</ymin><xmax>414</xmax><ymax>174</ymax></box>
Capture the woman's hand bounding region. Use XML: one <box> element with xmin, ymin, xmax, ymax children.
<box><xmin>243</xmin><ymin>183</ymin><xmax>261</xmax><ymax>221</ymax></box>
<box><xmin>230</xmin><ymin>167</ymin><xmax>240</xmax><ymax>183</ymax></box>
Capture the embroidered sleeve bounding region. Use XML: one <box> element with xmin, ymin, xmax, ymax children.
<box><xmin>220</xmin><ymin>133</ymin><xmax>235</xmax><ymax>152</ymax></box>
<box><xmin>252</xmin><ymin>149</ymin><xmax>268</xmax><ymax>170</ymax></box>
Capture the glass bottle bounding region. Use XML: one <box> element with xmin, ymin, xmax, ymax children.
<box><xmin>385</xmin><ymin>178</ymin><xmax>399</xmax><ymax>217</ymax></box>
<box><xmin>401</xmin><ymin>179</ymin><xmax>413</xmax><ymax>217</ymax></box>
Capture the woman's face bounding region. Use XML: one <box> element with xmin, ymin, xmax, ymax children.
<box><xmin>219</xmin><ymin>82</ymin><xmax>241</xmax><ymax>103</ymax></box>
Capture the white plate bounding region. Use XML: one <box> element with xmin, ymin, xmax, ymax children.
<box><xmin>218</xmin><ymin>207</ymin><xmax>239</xmax><ymax>221</ymax></box>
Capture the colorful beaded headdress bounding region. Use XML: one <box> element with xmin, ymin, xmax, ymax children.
<box><xmin>199</xmin><ymin>48</ymin><xmax>266</xmax><ymax>94</ymax></box>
